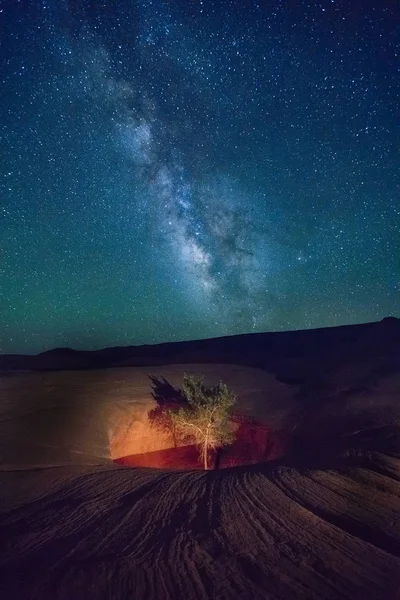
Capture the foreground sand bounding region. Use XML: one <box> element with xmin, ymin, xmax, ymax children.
<box><xmin>1</xmin><ymin>448</ymin><xmax>400</xmax><ymax>599</ymax></box>
<box><xmin>1</xmin><ymin>361</ymin><xmax>400</xmax><ymax>599</ymax></box>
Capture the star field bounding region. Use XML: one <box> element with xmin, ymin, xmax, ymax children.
<box><xmin>1</xmin><ymin>0</ymin><xmax>399</xmax><ymax>354</ymax></box>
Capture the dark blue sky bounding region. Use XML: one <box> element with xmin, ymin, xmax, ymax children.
<box><xmin>2</xmin><ymin>0</ymin><xmax>399</xmax><ymax>353</ymax></box>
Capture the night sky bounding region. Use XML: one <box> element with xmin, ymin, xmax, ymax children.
<box><xmin>2</xmin><ymin>0</ymin><xmax>399</xmax><ymax>354</ymax></box>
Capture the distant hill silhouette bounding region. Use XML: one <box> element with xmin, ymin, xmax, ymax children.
<box><xmin>1</xmin><ymin>317</ymin><xmax>399</xmax><ymax>377</ymax></box>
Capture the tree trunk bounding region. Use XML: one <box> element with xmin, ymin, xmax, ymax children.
<box><xmin>172</xmin><ymin>426</ymin><xmax>177</xmax><ymax>448</ymax></box>
<box><xmin>204</xmin><ymin>429</ymin><xmax>209</xmax><ymax>470</ymax></box>
<box><xmin>203</xmin><ymin>442</ymin><xmax>208</xmax><ymax>470</ymax></box>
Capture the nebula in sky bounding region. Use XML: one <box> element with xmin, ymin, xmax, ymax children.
<box><xmin>2</xmin><ymin>0</ymin><xmax>399</xmax><ymax>353</ymax></box>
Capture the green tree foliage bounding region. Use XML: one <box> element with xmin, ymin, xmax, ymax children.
<box><xmin>171</xmin><ymin>374</ymin><xmax>236</xmax><ymax>470</ymax></box>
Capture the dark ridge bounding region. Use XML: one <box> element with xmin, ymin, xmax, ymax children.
<box><xmin>39</xmin><ymin>347</ymin><xmax>78</xmax><ymax>356</ymax></box>
<box><xmin>1</xmin><ymin>317</ymin><xmax>399</xmax><ymax>374</ymax></box>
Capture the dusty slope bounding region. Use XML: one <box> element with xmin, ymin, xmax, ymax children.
<box><xmin>1</xmin><ymin>357</ymin><xmax>400</xmax><ymax>599</ymax></box>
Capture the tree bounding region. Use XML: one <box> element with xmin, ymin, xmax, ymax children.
<box><xmin>147</xmin><ymin>376</ymin><xmax>188</xmax><ymax>448</ymax></box>
<box><xmin>171</xmin><ymin>374</ymin><xmax>236</xmax><ymax>470</ymax></box>
<box><xmin>148</xmin><ymin>402</ymin><xmax>181</xmax><ymax>448</ymax></box>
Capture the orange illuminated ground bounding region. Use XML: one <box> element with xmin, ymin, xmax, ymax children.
<box><xmin>115</xmin><ymin>424</ymin><xmax>290</xmax><ymax>470</ymax></box>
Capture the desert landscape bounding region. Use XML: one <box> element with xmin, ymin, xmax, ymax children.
<box><xmin>3</xmin><ymin>0</ymin><xmax>398</xmax><ymax>597</ymax></box>
<box><xmin>1</xmin><ymin>318</ymin><xmax>399</xmax><ymax>599</ymax></box>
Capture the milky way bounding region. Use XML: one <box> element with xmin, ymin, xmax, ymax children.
<box><xmin>2</xmin><ymin>0</ymin><xmax>399</xmax><ymax>353</ymax></box>
<box><xmin>77</xmin><ymin>36</ymin><xmax>274</xmax><ymax>331</ymax></box>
